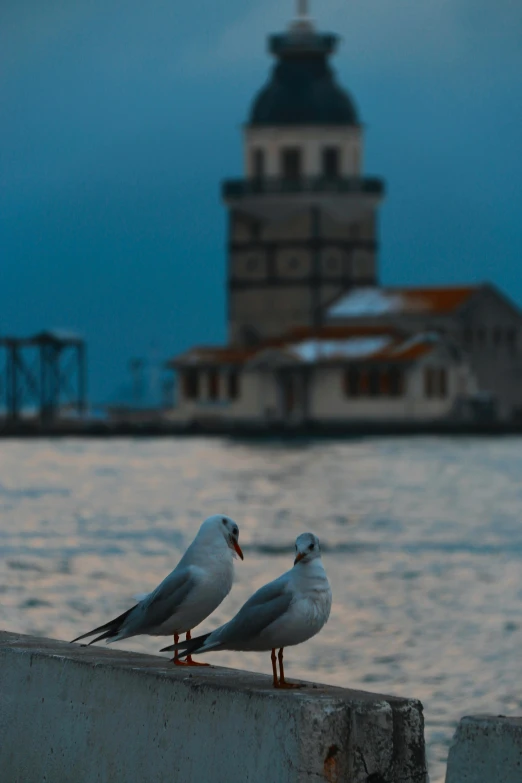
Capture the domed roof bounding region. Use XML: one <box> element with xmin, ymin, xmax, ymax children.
<box><xmin>248</xmin><ymin>28</ymin><xmax>359</xmax><ymax>127</ymax></box>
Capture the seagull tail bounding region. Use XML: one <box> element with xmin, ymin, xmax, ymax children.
<box><xmin>160</xmin><ymin>632</ymin><xmax>212</xmax><ymax>654</ymax></box>
<box><xmin>70</xmin><ymin>605</ymin><xmax>137</xmax><ymax>645</ymax></box>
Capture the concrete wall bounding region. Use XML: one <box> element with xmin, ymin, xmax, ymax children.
<box><xmin>445</xmin><ymin>715</ymin><xmax>522</xmax><ymax>783</ymax></box>
<box><xmin>0</xmin><ymin>631</ymin><xmax>427</xmax><ymax>783</ymax></box>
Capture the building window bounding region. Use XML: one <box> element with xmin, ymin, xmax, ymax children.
<box><xmin>183</xmin><ymin>370</ymin><xmax>199</xmax><ymax>400</ymax></box>
<box><xmin>350</xmin><ymin>223</ymin><xmax>360</xmax><ymax>240</ymax></box>
<box><xmin>228</xmin><ymin>371</ymin><xmax>240</xmax><ymax>400</ymax></box>
<box><xmin>389</xmin><ymin>366</ymin><xmax>404</xmax><ymax>397</ymax></box>
<box><xmin>424</xmin><ymin>367</ymin><xmax>435</xmax><ymax>398</ymax></box>
<box><xmin>252</xmin><ymin>148</ymin><xmax>265</xmax><ymax>179</ymax></box>
<box><xmin>208</xmin><ymin>369</ymin><xmax>219</xmax><ymax>401</ymax></box>
<box><xmin>493</xmin><ymin>327</ymin><xmax>502</xmax><ymax>346</ymax></box>
<box><xmin>379</xmin><ymin>369</ymin><xmax>390</xmax><ymax>395</ymax></box>
<box><xmin>345</xmin><ymin>366</ymin><xmax>360</xmax><ymax>397</ymax></box>
<box><xmin>288</xmin><ymin>256</ymin><xmax>300</xmax><ymax>270</ymax></box>
<box><xmin>327</xmin><ymin>256</ymin><xmax>338</xmax><ymax>271</ymax></box>
<box><xmin>246</xmin><ymin>256</ymin><xmax>258</xmax><ymax>272</ymax></box>
<box><xmin>281</xmin><ymin>147</ymin><xmax>302</xmax><ymax>180</ymax></box>
<box><xmin>438</xmin><ymin>368</ymin><xmax>447</xmax><ymax>398</ymax></box>
<box><xmin>368</xmin><ymin>367</ymin><xmax>380</xmax><ymax>397</ymax></box>
<box><xmin>322</xmin><ymin>147</ymin><xmax>340</xmax><ymax>178</ymax></box>
<box><xmin>424</xmin><ymin>367</ymin><xmax>447</xmax><ymax>398</ymax></box>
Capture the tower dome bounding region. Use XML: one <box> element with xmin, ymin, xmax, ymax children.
<box><xmin>249</xmin><ymin>13</ymin><xmax>359</xmax><ymax>127</ymax></box>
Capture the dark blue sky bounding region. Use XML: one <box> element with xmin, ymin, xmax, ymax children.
<box><xmin>2</xmin><ymin>0</ymin><xmax>522</xmax><ymax>402</ymax></box>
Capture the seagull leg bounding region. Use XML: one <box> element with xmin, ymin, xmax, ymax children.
<box><xmin>184</xmin><ymin>629</ymin><xmax>210</xmax><ymax>667</ymax></box>
<box><xmin>171</xmin><ymin>633</ymin><xmax>189</xmax><ymax>666</ymax></box>
<box><xmin>271</xmin><ymin>648</ymin><xmax>278</xmax><ymax>688</ymax></box>
<box><xmin>275</xmin><ymin>648</ymin><xmax>304</xmax><ymax>689</ymax></box>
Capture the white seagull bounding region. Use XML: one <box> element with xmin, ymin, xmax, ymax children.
<box><xmin>161</xmin><ymin>532</ymin><xmax>332</xmax><ymax>687</ymax></box>
<box><xmin>71</xmin><ymin>514</ymin><xmax>244</xmax><ymax>666</ymax></box>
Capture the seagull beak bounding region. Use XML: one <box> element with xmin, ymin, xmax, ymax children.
<box><xmin>232</xmin><ymin>540</ymin><xmax>244</xmax><ymax>560</ymax></box>
<box><xmin>294</xmin><ymin>552</ymin><xmax>305</xmax><ymax>565</ymax></box>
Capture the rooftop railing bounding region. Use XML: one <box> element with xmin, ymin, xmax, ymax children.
<box><xmin>222</xmin><ymin>176</ymin><xmax>385</xmax><ymax>198</ymax></box>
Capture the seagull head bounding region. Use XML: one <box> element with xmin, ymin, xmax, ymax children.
<box><xmin>201</xmin><ymin>514</ymin><xmax>244</xmax><ymax>560</ymax></box>
<box><xmin>294</xmin><ymin>532</ymin><xmax>321</xmax><ymax>565</ymax></box>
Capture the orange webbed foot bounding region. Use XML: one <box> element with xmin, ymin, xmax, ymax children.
<box><xmin>185</xmin><ymin>656</ymin><xmax>211</xmax><ymax>667</ymax></box>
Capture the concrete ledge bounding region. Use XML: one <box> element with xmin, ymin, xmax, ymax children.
<box><xmin>0</xmin><ymin>630</ymin><xmax>427</xmax><ymax>783</ymax></box>
<box><xmin>445</xmin><ymin>715</ymin><xmax>522</xmax><ymax>783</ymax></box>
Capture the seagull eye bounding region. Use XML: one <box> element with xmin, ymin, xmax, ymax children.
<box><xmin>309</xmin><ymin>544</ymin><xmax>314</xmax><ymax>551</ymax></box>
<box><xmin>222</xmin><ymin>518</ymin><xmax>227</xmax><ymax>525</ymax></box>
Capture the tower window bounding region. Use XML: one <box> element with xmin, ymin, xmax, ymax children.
<box><xmin>281</xmin><ymin>148</ymin><xmax>302</xmax><ymax>180</ymax></box>
<box><xmin>252</xmin><ymin>148</ymin><xmax>265</xmax><ymax>179</ymax></box>
<box><xmin>322</xmin><ymin>147</ymin><xmax>340</xmax><ymax>178</ymax></box>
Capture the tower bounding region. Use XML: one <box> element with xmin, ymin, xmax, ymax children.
<box><xmin>222</xmin><ymin>2</ymin><xmax>385</xmax><ymax>345</ymax></box>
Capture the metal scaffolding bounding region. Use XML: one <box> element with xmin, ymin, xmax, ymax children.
<box><xmin>0</xmin><ymin>331</ymin><xmax>86</xmax><ymax>422</ymax></box>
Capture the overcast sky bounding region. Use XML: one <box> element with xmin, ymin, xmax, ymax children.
<box><xmin>2</xmin><ymin>0</ymin><xmax>521</xmax><ymax>401</ymax></box>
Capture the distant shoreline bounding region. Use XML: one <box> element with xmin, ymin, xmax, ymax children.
<box><xmin>1</xmin><ymin>420</ymin><xmax>521</xmax><ymax>439</ymax></box>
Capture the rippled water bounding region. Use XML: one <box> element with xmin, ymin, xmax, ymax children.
<box><xmin>2</xmin><ymin>437</ymin><xmax>522</xmax><ymax>782</ymax></box>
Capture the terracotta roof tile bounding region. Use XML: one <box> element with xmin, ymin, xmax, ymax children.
<box><xmin>328</xmin><ymin>284</ymin><xmax>479</xmax><ymax>319</ymax></box>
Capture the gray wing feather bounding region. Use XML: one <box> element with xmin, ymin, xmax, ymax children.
<box><xmin>217</xmin><ymin>577</ymin><xmax>292</xmax><ymax>648</ymax></box>
<box><xmin>124</xmin><ymin>567</ymin><xmax>196</xmax><ymax>635</ymax></box>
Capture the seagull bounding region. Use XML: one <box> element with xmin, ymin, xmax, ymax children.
<box><xmin>71</xmin><ymin>514</ymin><xmax>244</xmax><ymax>666</ymax></box>
<box><xmin>160</xmin><ymin>532</ymin><xmax>331</xmax><ymax>687</ymax></box>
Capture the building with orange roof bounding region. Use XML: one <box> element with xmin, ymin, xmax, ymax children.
<box><xmin>166</xmin><ymin>6</ymin><xmax>522</xmax><ymax>429</ymax></box>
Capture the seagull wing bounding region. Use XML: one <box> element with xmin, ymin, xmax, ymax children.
<box><xmin>122</xmin><ymin>566</ymin><xmax>198</xmax><ymax>636</ymax></box>
<box><xmin>214</xmin><ymin>575</ymin><xmax>293</xmax><ymax>649</ymax></box>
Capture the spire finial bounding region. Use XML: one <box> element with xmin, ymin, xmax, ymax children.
<box><xmin>289</xmin><ymin>0</ymin><xmax>314</xmax><ymax>34</ymax></box>
<box><xmin>297</xmin><ymin>0</ymin><xmax>308</xmax><ymax>18</ymax></box>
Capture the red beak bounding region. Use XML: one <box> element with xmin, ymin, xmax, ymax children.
<box><xmin>233</xmin><ymin>540</ymin><xmax>244</xmax><ymax>560</ymax></box>
<box><xmin>294</xmin><ymin>552</ymin><xmax>305</xmax><ymax>565</ymax></box>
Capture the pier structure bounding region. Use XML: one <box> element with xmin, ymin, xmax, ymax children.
<box><xmin>0</xmin><ymin>330</ymin><xmax>86</xmax><ymax>423</ymax></box>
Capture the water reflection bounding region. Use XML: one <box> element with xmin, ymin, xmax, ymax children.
<box><xmin>1</xmin><ymin>436</ymin><xmax>522</xmax><ymax>782</ymax></box>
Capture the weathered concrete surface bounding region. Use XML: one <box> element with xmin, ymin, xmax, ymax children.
<box><xmin>445</xmin><ymin>715</ymin><xmax>522</xmax><ymax>783</ymax></box>
<box><xmin>0</xmin><ymin>630</ymin><xmax>427</xmax><ymax>783</ymax></box>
